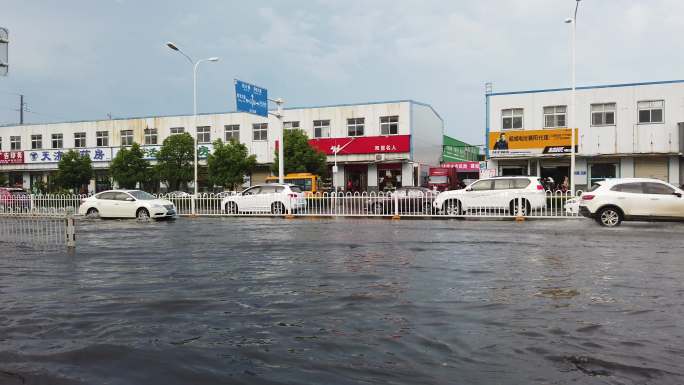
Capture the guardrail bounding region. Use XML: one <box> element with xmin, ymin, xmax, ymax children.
<box><xmin>0</xmin><ymin>190</ymin><xmax>582</xmax><ymax>220</ymax></box>
<box><xmin>0</xmin><ymin>208</ymin><xmax>75</xmax><ymax>251</ymax></box>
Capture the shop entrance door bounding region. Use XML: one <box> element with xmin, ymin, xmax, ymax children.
<box><xmin>541</xmin><ymin>166</ymin><xmax>570</xmax><ymax>191</ymax></box>
<box><xmin>344</xmin><ymin>165</ymin><xmax>368</xmax><ymax>193</ymax></box>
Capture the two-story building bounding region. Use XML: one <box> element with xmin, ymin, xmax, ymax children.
<box><xmin>486</xmin><ymin>79</ymin><xmax>684</xmax><ymax>190</ymax></box>
<box><xmin>0</xmin><ymin>100</ymin><xmax>443</xmax><ymax>193</ymax></box>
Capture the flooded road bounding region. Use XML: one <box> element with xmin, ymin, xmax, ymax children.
<box><xmin>1</xmin><ymin>217</ymin><xmax>684</xmax><ymax>384</ymax></box>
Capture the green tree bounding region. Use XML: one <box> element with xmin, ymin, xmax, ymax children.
<box><xmin>271</xmin><ymin>129</ymin><xmax>327</xmax><ymax>176</ymax></box>
<box><xmin>155</xmin><ymin>132</ymin><xmax>194</xmax><ymax>191</ymax></box>
<box><xmin>207</xmin><ymin>139</ymin><xmax>257</xmax><ymax>190</ymax></box>
<box><xmin>110</xmin><ymin>143</ymin><xmax>151</xmax><ymax>189</ymax></box>
<box><xmin>56</xmin><ymin>150</ymin><xmax>93</xmax><ymax>193</ymax></box>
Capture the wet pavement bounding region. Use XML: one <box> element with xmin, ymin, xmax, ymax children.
<box><xmin>1</xmin><ymin>217</ymin><xmax>684</xmax><ymax>384</ymax></box>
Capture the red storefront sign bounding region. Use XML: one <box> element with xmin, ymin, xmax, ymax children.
<box><xmin>308</xmin><ymin>135</ymin><xmax>410</xmax><ymax>155</ymax></box>
<box><xmin>0</xmin><ymin>151</ymin><xmax>25</xmax><ymax>164</ymax></box>
<box><xmin>442</xmin><ymin>161</ymin><xmax>480</xmax><ymax>172</ymax></box>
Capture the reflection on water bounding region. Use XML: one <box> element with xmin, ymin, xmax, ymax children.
<box><xmin>1</xmin><ymin>218</ymin><xmax>684</xmax><ymax>385</ymax></box>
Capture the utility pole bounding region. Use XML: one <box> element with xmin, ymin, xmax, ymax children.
<box><xmin>19</xmin><ymin>94</ymin><xmax>24</xmax><ymax>124</ymax></box>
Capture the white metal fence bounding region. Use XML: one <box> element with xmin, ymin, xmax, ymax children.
<box><xmin>1</xmin><ymin>191</ymin><xmax>581</xmax><ymax>219</ymax></box>
<box><xmin>0</xmin><ymin>209</ymin><xmax>76</xmax><ymax>251</ymax></box>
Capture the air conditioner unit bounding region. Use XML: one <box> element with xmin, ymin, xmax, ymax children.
<box><xmin>375</xmin><ymin>154</ymin><xmax>385</xmax><ymax>161</ymax></box>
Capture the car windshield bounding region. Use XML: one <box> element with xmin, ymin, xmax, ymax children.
<box><xmin>128</xmin><ymin>190</ymin><xmax>156</xmax><ymax>200</ymax></box>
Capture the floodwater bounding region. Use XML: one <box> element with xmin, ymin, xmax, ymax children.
<box><xmin>1</xmin><ymin>217</ymin><xmax>684</xmax><ymax>385</ymax></box>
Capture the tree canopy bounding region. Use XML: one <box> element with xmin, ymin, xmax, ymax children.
<box><xmin>110</xmin><ymin>143</ymin><xmax>151</xmax><ymax>189</ymax></box>
<box><xmin>155</xmin><ymin>132</ymin><xmax>194</xmax><ymax>191</ymax></box>
<box><xmin>271</xmin><ymin>129</ymin><xmax>327</xmax><ymax>176</ymax></box>
<box><xmin>56</xmin><ymin>150</ymin><xmax>93</xmax><ymax>193</ymax></box>
<box><xmin>207</xmin><ymin>139</ymin><xmax>257</xmax><ymax>191</ymax></box>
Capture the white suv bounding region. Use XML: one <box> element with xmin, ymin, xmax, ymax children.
<box><xmin>433</xmin><ymin>176</ymin><xmax>546</xmax><ymax>215</ymax></box>
<box><xmin>579</xmin><ymin>178</ymin><xmax>684</xmax><ymax>227</ymax></box>
<box><xmin>221</xmin><ymin>183</ymin><xmax>307</xmax><ymax>214</ymax></box>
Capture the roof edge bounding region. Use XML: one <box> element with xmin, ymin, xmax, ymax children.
<box><xmin>490</xmin><ymin>79</ymin><xmax>684</xmax><ymax>96</ymax></box>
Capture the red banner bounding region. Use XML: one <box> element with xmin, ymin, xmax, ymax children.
<box><xmin>441</xmin><ymin>161</ymin><xmax>480</xmax><ymax>172</ymax></box>
<box><xmin>308</xmin><ymin>135</ymin><xmax>410</xmax><ymax>155</ymax></box>
<box><xmin>0</xmin><ymin>151</ymin><xmax>25</xmax><ymax>164</ymax></box>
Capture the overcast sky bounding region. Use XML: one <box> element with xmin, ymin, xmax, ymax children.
<box><xmin>2</xmin><ymin>0</ymin><xmax>683</xmax><ymax>145</ymax></box>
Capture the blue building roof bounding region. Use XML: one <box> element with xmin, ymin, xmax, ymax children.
<box><xmin>489</xmin><ymin>79</ymin><xmax>684</xmax><ymax>96</ymax></box>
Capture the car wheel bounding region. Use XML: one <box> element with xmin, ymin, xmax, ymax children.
<box><xmin>225</xmin><ymin>202</ymin><xmax>238</xmax><ymax>214</ymax></box>
<box><xmin>510</xmin><ymin>199</ymin><xmax>531</xmax><ymax>216</ymax></box>
<box><xmin>86</xmin><ymin>208</ymin><xmax>99</xmax><ymax>218</ymax></box>
<box><xmin>597</xmin><ymin>207</ymin><xmax>622</xmax><ymax>227</ymax></box>
<box><xmin>136</xmin><ymin>208</ymin><xmax>150</xmax><ymax>220</ymax></box>
<box><xmin>443</xmin><ymin>200</ymin><xmax>462</xmax><ymax>216</ymax></box>
<box><xmin>372</xmin><ymin>202</ymin><xmax>384</xmax><ymax>215</ymax></box>
<box><xmin>271</xmin><ymin>202</ymin><xmax>285</xmax><ymax>215</ymax></box>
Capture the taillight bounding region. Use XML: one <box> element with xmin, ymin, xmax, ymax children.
<box><xmin>536</xmin><ymin>185</ymin><xmax>544</xmax><ymax>190</ymax></box>
<box><xmin>581</xmin><ymin>194</ymin><xmax>595</xmax><ymax>200</ymax></box>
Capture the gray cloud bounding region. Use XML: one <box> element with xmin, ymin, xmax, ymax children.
<box><xmin>2</xmin><ymin>0</ymin><xmax>683</xmax><ymax>146</ymax></box>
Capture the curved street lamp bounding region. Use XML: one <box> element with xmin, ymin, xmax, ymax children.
<box><xmin>165</xmin><ymin>41</ymin><xmax>219</xmax><ymax>215</ymax></box>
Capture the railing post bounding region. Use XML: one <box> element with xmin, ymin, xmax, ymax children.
<box><xmin>515</xmin><ymin>194</ymin><xmax>525</xmax><ymax>222</ymax></box>
<box><xmin>191</xmin><ymin>194</ymin><xmax>196</xmax><ymax>216</ymax></box>
<box><xmin>392</xmin><ymin>191</ymin><xmax>400</xmax><ymax>220</ymax></box>
<box><xmin>65</xmin><ymin>214</ymin><xmax>76</xmax><ymax>250</ymax></box>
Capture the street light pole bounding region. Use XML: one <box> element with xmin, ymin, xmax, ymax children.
<box><xmin>166</xmin><ymin>42</ymin><xmax>219</xmax><ymax>214</ymax></box>
<box><xmin>566</xmin><ymin>0</ymin><xmax>580</xmax><ymax>195</ymax></box>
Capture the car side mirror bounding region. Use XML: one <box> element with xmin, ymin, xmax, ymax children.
<box><xmin>674</xmin><ymin>192</ymin><xmax>683</xmax><ymax>198</ymax></box>
<box><xmin>465</xmin><ymin>187</ymin><xmax>472</xmax><ymax>192</ymax></box>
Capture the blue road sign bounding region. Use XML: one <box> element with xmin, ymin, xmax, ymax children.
<box><xmin>235</xmin><ymin>79</ymin><xmax>268</xmax><ymax>117</ymax></box>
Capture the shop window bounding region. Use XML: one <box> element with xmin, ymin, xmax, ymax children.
<box><xmin>74</xmin><ymin>132</ymin><xmax>87</xmax><ymax>148</ymax></box>
<box><xmin>96</xmin><ymin>131</ymin><xmax>109</xmax><ymax>147</ymax></box>
<box><xmin>51</xmin><ymin>134</ymin><xmax>63</xmax><ymax>149</ymax></box>
<box><xmin>501</xmin><ymin>108</ymin><xmax>523</xmax><ymax>130</ymax></box>
<box><xmin>347</xmin><ymin>118</ymin><xmax>365</xmax><ymax>137</ymax></box>
<box><xmin>225</xmin><ymin>125</ymin><xmax>240</xmax><ymax>142</ymax></box>
<box><xmin>31</xmin><ymin>134</ymin><xmax>42</xmax><ymax>149</ymax></box>
<box><xmin>380</xmin><ymin>115</ymin><xmax>399</xmax><ymax>135</ymax></box>
<box><xmin>378</xmin><ymin>167</ymin><xmax>401</xmax><ymax>191</ymax></box>
<box><xmin>10</xmin><ymin>136</ymin><xmax>21</xmax><ymax>150</ymax></box>
<box><xmin>589</xmin><ymin>163</ymin><xmax>617</xmax><ymax>186</ymax></box>
<box><xmin>252</xmin><ymin>123</ymin><xmax>268</xmax><ymax>141</ymax></box>
<box><xmin>120</xmin><ymin>130</ymin><xmax>133</xmax><ymax>146</ymax></box>
<box><xmin>638</xmin><ymin>100</ymin><xmax>664</xmax><ymax>124</ymax></box>
<box><xmin>283</xmin><ymin>121</ymin><xmax>300</xmax><ymax>129</ymax></box>
<box><xmin>591</xmin><ymin>103</ymin><xmax>616</xmax><ymax>126</ymax></box>
<box><xmin>170</xmin><ymin>127</ymin><xmax>185</xmax><ymax>135</ymax></box>
<box><xmin>144</xmin><ymin>128</ymin><xmax>158</xmax><ymax>145</ymax></box>
<box><xmin>196</xmin><ymin>126</ymin><xmax>211</xmax><ymax>144</ymax></box>
<box><xmin>543</xmin><ymin>105</ymin><xmax>566</xmax><ymax>128</ymax></box>
<box><xmin>313</xmin><ymin>120</ymin><xmax>330</xmax><ymax>138</ymax></box>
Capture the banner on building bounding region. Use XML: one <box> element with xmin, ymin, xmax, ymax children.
<box><xmin>0</xmin><ymin>151</ymin><xmax>24</xmax><ymax>164</ymax></box>
<box><xmin>24</xmin><ymin>148</ymin><xmax>112</xmax><ymax>163</ymax></box>
<box><xmin>489</xmin><ymin>128</ymin><xmax>577</xmax><ymax>157</ymax></box>
<box><xmin>112</xmin><ymin>144</ymin><xmax>214</xmax><ymax>161</ymax></box>
<box><xmin>441</xmin><ymin>161</ymin><xmax>479</xmax><ymax>172</ymax></box>
<box><xmin>308</xmin><ymin>135</ymin><xmax>410</xmax><ymax>155</ymax></box>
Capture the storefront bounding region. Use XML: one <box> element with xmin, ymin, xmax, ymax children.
<box><xmin>377</xmin><ymin>163</ymin><xmax>402</xmax><ymax>191</ymax></box>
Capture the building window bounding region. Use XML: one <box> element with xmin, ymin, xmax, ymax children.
<box><xmin>638</xmin><ymin>100</ymin><xmax>664</xmax><ymax>124</ymax></box>
<box><xmin>31</xmin><ymin>134</ymin><xmax>42</xmax><ymax>150</ymax></box>
<box><xmin>52</xmin><ymin>134</ymin><xmax>63</xmax><ymax>149</ymax></box>
<box><xmin>170</xmin><ymin>127</ymin><xmax>185</xmax><ymax>135</ymax></box>
<box><xmin>313</xmin><ymin>120</ymin><xmax>330</xmax><ymax>138</ymax></box>
<box><xmin>196</xmin><ymin>126</ymin><xmax>211</xmax><ymax>144</ymax></box>
<box><xmin>347</xmin><ymin>118</ymin><xmax>365</xmax><ymax>136</ymax></box>
<box><xmin>502</xmin><ymin>108</ymin><xmax>523</xmax><ymax>130</ymax></box>
<box><xmin>543</xmin><ymin>105</ymin><xmax>566</xmax><ymax>128</ymax></box>
<box><xmin>591</xmin><ymin>103</ymin><xmax>616</xmax><ymax>126</ymax></box>
<box><xmin>380</xmin><ymin>115</ymin><xmax>399</xmax><ymax>135</ymax></box>
<box><xmin>144</xmin><ymin>128</ymin><xmax>158</xmax><ymax>145</ymax></box>
<box><xmin>74</xmin><ymin>132</ymin><xmax>86</xmax><ymax>148</ymax></box>
<box><xmin>96</xmin><ymin>131</ymin><xmax>109</xmax><ymax>147</ymax></box>
<box><xmin>10</xmin><ymin>136</ymin><xmax>21</xmax><ymax>150</ymax></box>
<box><xmin>252</xmin><ymin>123</ymin><xmax>268</xmax><ymax>141</ymax></box>
<box><xmin>224</xmin><ymin>125</ymin><xmax>240</xmax><ymax>142</ymax></box>
<box><xmin>120</xmin><ymin>130</ymin><xmax>133</xmax><ymax>146</ymax></box>
<box><xmin>283</xmin><ymin>121</ymin><xmax>300</xmax><ymax>129</ymax></box>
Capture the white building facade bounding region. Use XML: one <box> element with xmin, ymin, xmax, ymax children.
<box><xmin>486</xmin><ymin>80</ymin><xmax>684</xmax><ymax>190</ymax></box>
<box><xmin>0</xmin><ymin>100</ymin><xmax>443</xmax><ymax>193</ymax></box>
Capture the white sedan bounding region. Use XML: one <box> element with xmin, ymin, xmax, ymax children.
<box><xmin>78</xmin><ymin>190</ymin><xmax>176</xmax><ymax>219</ymax></box>
<box><xmin>222</xmin><ymin>184</ymin><xmax>306</xmax><ymax>214</ymax></box>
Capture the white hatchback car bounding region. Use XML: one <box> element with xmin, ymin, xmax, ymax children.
<box><xmin>78</xmin><ymin>190</ymin><xmax>176</xmax><ymax>219</ymax></box>
<box><xmin>222</xmin><ymin>184</ymin><xmax>307</xmax><ymax>214</ymax></box>
<box><xmin>578</xmin><ymin>178</ymin><xmax>684</xmax><ymax>227</ymax></box>
<box><xmin>433</xmin><ymin>176</ymin><xmax>547</xmax><ymax>215</ymax></box>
